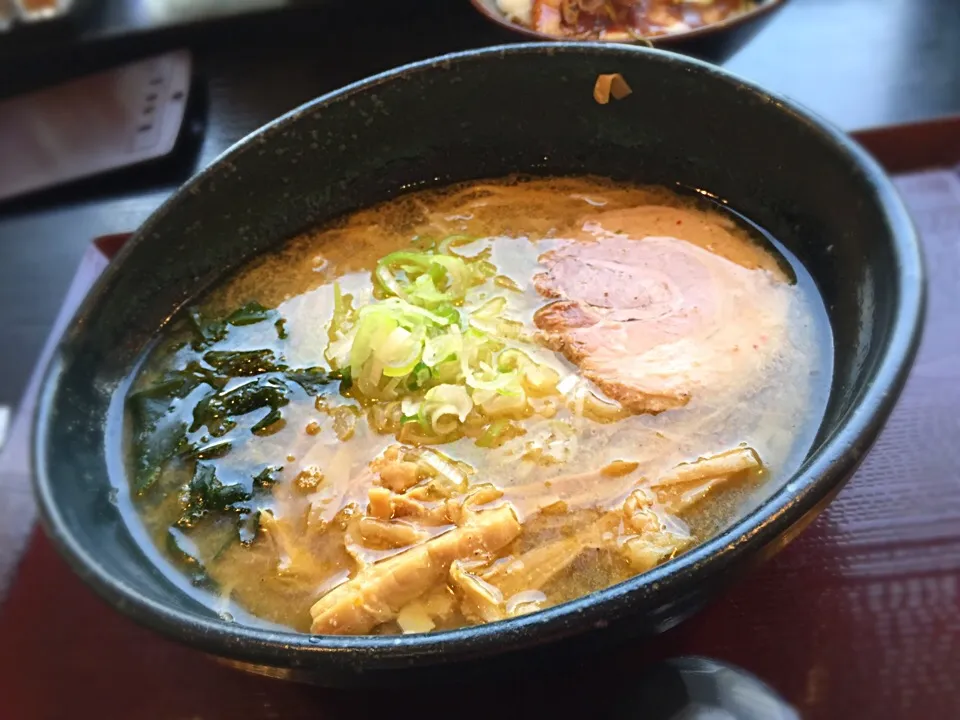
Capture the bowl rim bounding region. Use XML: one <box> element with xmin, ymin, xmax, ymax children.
<box><xmin>33</xmin><ymin>41</ymin><xmax>925</xmax><ymax>670</ymax></box>
<box><xmin>467</xmin><ymin>0</ymin><xmax>788</xmax><ymax>46</ymax></box>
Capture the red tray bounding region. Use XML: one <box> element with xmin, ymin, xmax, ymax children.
<box><xmin>2</xmin><ymin>118</ymin><xmax>959</xmax><ymax>719</ymax></box>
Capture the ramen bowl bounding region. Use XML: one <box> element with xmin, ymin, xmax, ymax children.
<box><xmin>32</xmin><ymin>43</ymin><xmax>923</xmax><ymax>685</ymax></box>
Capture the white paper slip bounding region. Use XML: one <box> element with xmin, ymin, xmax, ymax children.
<box><xmin>0</xmin><ymin>406</ymin><xmax>9</xmax><ymax>452</ymax></box>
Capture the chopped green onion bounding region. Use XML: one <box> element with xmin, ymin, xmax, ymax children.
<box><xmin>401</xmin><ymin>397</ymin><xmax>422</xmax><ymax>418</ymax></box>
<box><xmin>420</xmin><ymin>384</ymin><xmax>473</xmax><ymax>435</ymax></box>
<box><xmin>476</xmin><ymin>418</ymin><xmax>509</xmax><ymax>448</ymax></box>
<box><xmin>409</xmin><ymin>274</ymin><xmax>449</xmax><ymax>306</ymax></box>
<box><xmin>375</xmin><ymin>263</ymin><xmax>408</xmax><ymax>300</ymax></box>
<box><xmin>475</xmin><ymin>387</ymin><xmax>528</xmax><ymax>417</ymax></box>
<box><xmin>498</xmin><ymin>349</ymin><xmax>560</xmax><ymax>395</ymax></box>
<box><xmin>473</xmin><ymin>296</ymin><xmax>507</xmax><ymax>320</ymax></box>
<box><xmin>323</xmin><ymin>244</ymin><xmax>577</xmax><ymax>441</ymax></box>
<box><xmin>380</xmin><ymin>326</ymin><xmax>425</xmax><ymax>378</ymax></box>
<box><xmin>325</xmin><ymin>282</ymin><xmax>359</xmax><ymax>370</ymax></box>
<box><xmin>359</xmin><ymin>297</ymin><xmax>451</xmax><ymax>327</ymax></box>
<box><xmin>469</xmin><ymin>316</ymin><xmax>531</xmax><ymax>342</ymax></box>
<box><xmin>494</xmin><ymin>275</ymin><xmax>522</xmax><ymax>292</ymax></box>
<box><xmin>466</xmin><ymin>366</ymin><xmax>521</xmax><ymax>395</ymax></box>
<box><xmin>474</xmin><ymin>260</ymin><xmax>498</xmax><ymax>279</ymax></box>
<box><xmin>423</xmin><ymin>327</ymin><xmax>463</xmax><ymax>367</ymax></box>
<box><xmin>437</xmin><ymin>234</ymin><xmax>474</xmax><ymax>255</ymax></box>
<box><xmin>417</xmin><ymin>448</ymin><xmax>469</xmax><ymax>494</ymax></box>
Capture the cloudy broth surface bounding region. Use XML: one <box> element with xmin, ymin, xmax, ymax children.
<box><xmin>121</xmin><ymin>177</ymin><xmax>832</xmax><ymax>635</ymax></box>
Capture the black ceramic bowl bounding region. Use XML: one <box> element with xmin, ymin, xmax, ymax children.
<box><xmin>469</xmin><ymin>0</ymin><xmax>787</xmax><ymax>63</ymax></box>
<box><xmin>33</xmin><ymin>43</ymin><xmax>923</xmax><ymax>686</ymax></box>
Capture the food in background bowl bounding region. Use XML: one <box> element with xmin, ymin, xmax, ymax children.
<box><xmin>497</xmin><ymin>0</ymin><xmax>760</xmax><ymax>40</ymax></box>
<box><xmin>125</xmin><ymin>176</ymin><xmax>831</xmax><ymax>635</ymax></box>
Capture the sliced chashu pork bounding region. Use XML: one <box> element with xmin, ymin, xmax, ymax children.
<box><xmin>534</xmin><ymin>206</ymin><xmax>791</xmax><ymax>414</ymax></box>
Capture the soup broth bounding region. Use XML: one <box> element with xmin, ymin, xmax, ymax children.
<box><xmin>123</xmin><ymin>177</ymin><xmax>832</xmax><ymax>634</ymax></box>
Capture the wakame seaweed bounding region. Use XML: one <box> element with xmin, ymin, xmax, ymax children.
<box><xmin>185</xmin><ymin>440</ymin><xmax>233</xmax><ymax>461</ymax></box>
<box><xmin>131</xmin><ymin>353</ymin><xmax>334</xmax><ymax>489</ymax></box>
<box><xmin>225</xmin><ymin>301</ymin><xmax>275</xmax><ymax>326</ymax></box>
<box><xmin>130</xmin><ymin>300</ymin><xmax>346</xmax><ymax>551</ymax></box>
<box><xmin>177</xmin><ymin>462</ymin><xmax>252</xmax><ymax>529</ymax></box>
<box><xmin>284</xmin><ymin>367</ymin><xmax>334</xmax><ymax>395</ymax></box>
<box><xmin>165</xmin><ymin>528</ymin><xmax>217</xmax><ymax>590</ymax></box>
<box><xmin>187</xmin><ymin>309</ymin><xmax>227</xmax><ymax>351</ymax></box>
<box><xmin>203</xmin><ymin>349</ymin><xmax>284</xmax><ymax>376</ymax></box>
<box><xmin>252</xmin><ymin>465</ymin><xmax>283</xmax><ymax>489</ymax></box>
<box><xmin>191</xmin><ymin>376</ymin><xmax>291</xmax><ymax>437</ymax></box>
<box><xmin>177</xmin><ymin>463</ymin><xmax>267</xmax><ymax>546</ymax></box>
<box><xmin>202</xmin><ymin>349</ymin><xmax>333</xmax><ymax>394</ymax></box>
<box><xmin>128</xmin><ymin>362</ymin><xmax>227</xmax><ymax>493</ymax></box>
<box><xmin>188</xmin><ymin>301</ymin><xmax>280</xmax><ymax>350</ymax></box>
